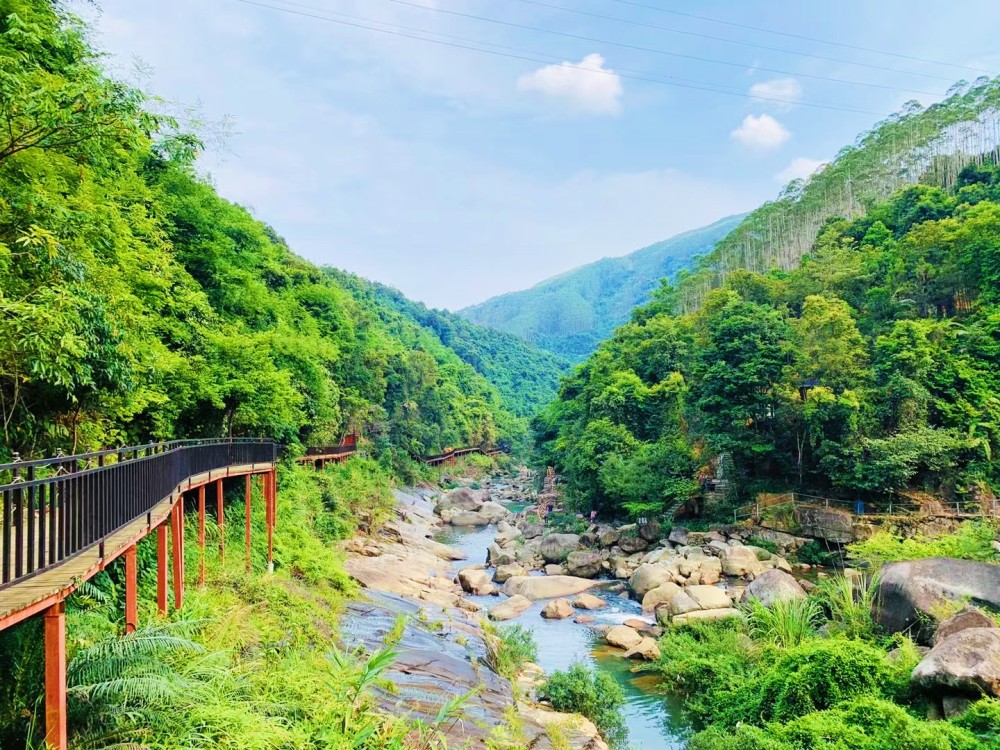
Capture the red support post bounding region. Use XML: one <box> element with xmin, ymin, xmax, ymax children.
<box><xmin>216</xmin><ymin>478</ymin><xmax>225</xmax><ymax>564</ymax></box>
<box><xmin>244</xmin><ymin>474</ymin><xmax>252</xmax><ymax>573</ymax></box>
<box><xmin>44</xmin><ymin>600</ymin><xmax>67</xmax><ymax>750</ymax></box>
<box><xmin>266</xmin><ymin>470</ymin><xmax>275</xmax><ymax>573</ymax></box>
<box><xmin>170</xmin><ymin>502</ymin><xmax>184</xmax><ymax>610</ymax></box>
<box><xmin>124</xmin><ymin>544</ymin><xmax>138</xmax><ymax>633</ymax></box>
<box><xmin>156</xmin><ymin>523</ymin><xmax>168</xmax><ymax>616</ymax></box>
<box><xmin>198</xmin><ymin>485</ymin><xmax>206</xmax><ymax>586</ymax></box>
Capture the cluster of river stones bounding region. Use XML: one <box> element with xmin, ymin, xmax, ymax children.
<box><xmin>440</xmin><ymin>485</ymin><xmax>1000</xmax><ymax>715</ymax></box>
<box><xmin>440</xmin><ymin>486</ymin><xmax>813</xmax><ymax>662</ymax></box>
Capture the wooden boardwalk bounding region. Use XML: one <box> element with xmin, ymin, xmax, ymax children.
<box><xmin>0</xmin><ymin>463</ymin><xmax>273</xmax><ymax>630</ymax></box>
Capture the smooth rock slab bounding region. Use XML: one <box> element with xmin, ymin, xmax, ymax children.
<box><xmin>686</xmin><ymin>585</ymin><xmax>732</xmax><ymax>610</ymax></box>
<box><xmin>489</xmin><ymin>594</ymin><xmax>533</xmax><ymax>621</ymax></box>
<box><xmin>605</xmin><ymin>625</ymin><xmax>643</xmax><ymax>650</ymax></box>
<box><xmin>502</xmin><ymin>575</ymin><xmax>600</xmax><ymax>601</ymax></box>
<box><xmin>572</xmin><ymin>593</ymin><xmax>607</xmax><ymax>610</ymax></box>
<box><xmin>541</xmin><ymin>598</ymin><xmax>575</xmax><ymax>619</ymax></box>
<box><xmin>740</xmin><ymin>569</ymin><xmax>806</xmax><ymax>607</ymax></box>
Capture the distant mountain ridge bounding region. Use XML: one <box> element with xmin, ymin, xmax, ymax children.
<box><xmin>459</xmin><ymin>214</ymin><xmax>746</xmax><ymax>360</ymax></box>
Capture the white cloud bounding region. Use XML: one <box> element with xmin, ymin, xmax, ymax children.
<box><xmin>730</xmin><ymin>114</ymin><xmax>791</xmax><ymax>151</ymax></box>
<box><xmin>776</xmin><ymin>157</ymin><xmax>827</xmax><ymax>183</ymax></box>
<box><xmin>517</xmin><ymin>53</ymin><xmax>623</xmax><ymax>115</ymax></box>
<box><xmin>749</xmin><ymin>77</ymin><xmax>802</xmax><ymax>110</ymax></box>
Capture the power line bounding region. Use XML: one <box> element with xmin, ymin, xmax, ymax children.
<box><xmin>608</xmin><ymin>0</ymin><xmax>993</xmax><ymax>76</ymax></box>
<box><xmin>229</xmin><ymin>0</ymin><xmax>891</xmax><ymax>116</ymax></box>
<box><xmin>510</xmin><ymin>0</ymin><xmax>967</xmax><ymax>83</ymax></box>
<box><xmin>387</xmin><ymin>0</ymin><xmax>945</xmax><ymax>98</ymax></box>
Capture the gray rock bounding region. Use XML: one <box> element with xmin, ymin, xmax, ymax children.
<box><xmin>493</xmin><ymin>563</ymin><xmax>527</xmax><ymax>584</ymax></box>
<box><xmin>598</xmin><ymin>527</ymin><xmax>621</xmax><ymax>548</ymax></box>
<box><xmin>912</xmin><ymin>628</ymin><xmax>1000</xmax><ymax>697</ymax></box>
<box><xmin>436</xmin><ymin>487</ymin><xmax>485</xmax><ymax>515</ymax></box>
<box><xmin>741</xmin><ymin>569</ymin><xmax>807</xmax><ymax>607</ymax></box>
<box><xmin>667</xmin><ymin>527</ymin><xmax>689</xmax><ymax>545</ymax></box>
<box><xmin>564</xmin><ymin>550</ymin><xmax>603</xmax><ymax>579</ymax></box>
<box><xmin>934</xmin><ymin>607</ymin><xmax>997</xmax><ymax>645</ymax></box>
<box><xmin>520</xmin><ymin>522</ymin><xmax>544</xmax><ymax>539</ymax></box>
<box><xmin>618</xmin><ymin>535</ymin><xmax>650</xmax><ymax>554</ymax></box>
<box><xmin>539</xmin><ymin>533</ymin><xmax>581</xmax><ymax>563</ymax></box>
<box><xmin>638</xmin><ymin>521</ymin><xmax>661</xmax><ymax>543</ymax></box>
<box><xmin>878</xmin><ymin>558</ymin><xmax>1000</xmax><ymax>642</ymax></box>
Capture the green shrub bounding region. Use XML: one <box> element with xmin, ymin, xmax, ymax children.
<box><xmin>817</xmin><ymin>573</ymin><xmax>881</xmax><ymax>640</ymax></box>
<box><xmin>744</xmin><ymin>639</ymin><xmax>907</xmax><ymax>725</ymax></box>
<box><xmin>483</xmin><ymin>623</ymin><xmax>537</xmax><ymax>680</ymax></box>
<box><xmin>747</xmin><ymin>536</ymin><xmax>780</xmax><ymax>555</ymax></box>
<box><xmin>847</xmin><ymin>521</ymin><xmax>1000</xmax><ymax>566</ymax></box>
<box><xmin>952</xmin><ymin>697</ymin><xmax>1000</xmax><ymax>747</ymax></box>
<box><xmin>540</xmin><ymin>663</ymin><xmax>628</xmax><ymax>750</ymax></box>
<box><xmin>656</xmin><ymin>619</ymin><xmax>758</xmax><ymax>724</ymax></box>
<box><xmin>742</xmin><ymin>596</ymin><xmax>823</xmax><ymax>648</ymax></box>
<box><xmin>794</xmin><ymin>540</ymin><xmax>834</xmax><ymax>566</ymax></box>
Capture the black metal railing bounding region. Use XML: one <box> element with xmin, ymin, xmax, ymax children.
<box><xmin>302</xmin><ymin>445</ymin><xmax>356</xmax><ymax>458</ymax></box>
<box><xmin>0</xmin><ymin>438</ymin><xmax>278</xmax><ymax>591</ymax></box>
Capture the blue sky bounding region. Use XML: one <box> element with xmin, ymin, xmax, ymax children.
<box><xmin>79</xmin><ymin>0</ymin><xmax>1000</xmax><ymax>310</ymax></box>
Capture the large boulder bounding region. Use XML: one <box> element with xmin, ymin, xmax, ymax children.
<box><xmin>573</xmin><ymin>593</ymin><xmax>607</xmax><ymax>610</ymax></box>
<box><xmin>598</xmin><ymin>527</ymin><xmax>621</xmax><ymax>548</ymax></box>
<box><xmin>493</xmin><ymin>563</ymin><xmax>527</xmax><ymax>584</ymax></box>
<box><xmin>794</xmin><ymin>505</ymin><xmax>855</xmax><ymax>543</ymax></box>
<box><xmin>642</xmin><ymin>582</ymin><xmax>682</xmax><ymax>612</ymax></box>
<box><xmin>539</xmin><ymin>534</ymin><xmax>581</xmax><ymax>563</ymax></box>
<box><xmin>487</xmin><ymin>543</ymin><xmax>516</xmax><ymax>568</ymax></box>
<box><xmin>623</xmin><ymin>637</ymin><xmax>661</xmax><ymax>661</ymax></box>
<box><xmin>638</xmin><ymin>521</ymin><xmax>661</xmax><ymax>543</ymax></box>
<box><xmin>741</xmin><ymin>569</ymin><xmax>807</xmax><ymax>607</ymax></box>
<box><xmin>721</xmin><ymin>546</ymin><xmax>763</xmax><ymax>577</ymax></box>
<box><xmin>878</xmin><ymin>558</ymin><xmax>1000</xmax><ymax>642</ymax></box>
<box><xmin>436</xmin><ymin>487</ymin><xmax>485</xmax><ymax>515</ymax></box>
<box><xmin>630</xmin><ymin>561</ymin><xmax>679</xmax><ymax>597</ymax></box>
<box><xmin>541</xmin><ymin>598</ymin><xmax>575</xmax><ymax>619</ymax></box>
<box><xmin>618</xmin><ymin>535</ymin><xmax>650</xmax><ymax>554</ymax></box>
<box><xmin>489</xmin><ymin>595</ymin><xmax>532</xmax><ymax>621</ymax></box>
<box><xmin>520</xmin><ymin>522</ymin><xmax>545</xmax><ymax>539</ymax></box>
<box><xmin>502</xmin><ymin>575</ymin><xmax>600</xmax><ymax>601</ymax></box>
<box><xmin>912</xmin><ymin>628</ymin><xmax>1000</xmax><ymax>697</ymax></box>
<box><xmin>565</xmin><ymin>551</ymin><xmax>603</xmax><ymax>579</ymax></box>
<box><xmin>605</xmin><ymin>625</ymin><xmax>644</xmax><ymax>650</ymax></box>
<box><xmin>935</xmin><ymin>608</ymin><xmax>998</xmax><ymax>645</ymax></box>
<box><xmin>667</xmin><ymin>527</ymin><xmax>689</xmax><ymax>545</ymax></box>
<box><xmin>458</xmin><ymin>567</ymin><xmax>495</xmax><ymax>595</ymax></box>
<box><xmin>686</xmin><ymin>585</ymin><xmax>732</xmax><ymax>610</ymax></box>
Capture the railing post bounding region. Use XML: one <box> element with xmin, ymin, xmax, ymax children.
<box><xmin>170</xmin><ymin>503</ymin><xmax>184</xmax><ymax>610</ymax></box>
<box><xmin>245</xmin><ymin>474</ymin><xmax>252</xmax><ymax>574</ymax></box>
<box><xmin>44</xmin><ymin>600</ymin><xmax>67</xmax><ymax>750</ymax></box>
<box><xmin>124</xmin><ymin>544</ymin><xmax>138</xmax><ymax>633</ymax></box>
<box><xmin>198</xmin><ymin>486</ymin><xmax>206</xmax><ymax>586</ymax></box>
<box><xmin>156</xmin><ymin>523</ymin><xmax>168</xmax><ymax>616</ymax></box>
<box><xmin>267</xmin><ymin>470</ymin><xmax>276</xmax><ymax>574</ymax></box>
<box><xmin>216</xmin><ymin>478</ymin><xmax>225</xmax><ymax>564</ymax></box>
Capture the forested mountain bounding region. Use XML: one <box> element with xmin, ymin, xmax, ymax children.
<box><xmin>459</xmin><ymin>214</ymin><xmax>744</xmax><ymax>361</ymax></box>
<box><xmin>675</xmin><ymin>78</ymin><xmax>1000</xmax><ymax>314</ymax></box>
<box><xmin>355</xmin><ymin>281</ymin><xmax>570</xmax><ymax>418</ymax></box>
<box><xmin>536</xmin><ymin>166</ymin><xmax>1000</xmax><ymax>518</ymax></box>
<box><xmin>0</xmin><ymin>0</ymin><xmax>517</xmax><ymax>465</ymax></box>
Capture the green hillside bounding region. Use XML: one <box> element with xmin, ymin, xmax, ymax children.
<box><xmin>0</xmin><ymin>0</ymin><xmax>517</xmax><ymax>466</ymax></box>
<box><xmin>353</xmin><ymin>280</ymin><xmax>570</xmax><ymax>419</ymax></box>
<box><xmin>459</xmin><ymin>214</ymin><xmax>745</xmax><ymax>360</ymax></box>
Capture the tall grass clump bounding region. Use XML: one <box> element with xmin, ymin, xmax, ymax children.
<box><xmin>540</xmin><ymin>663</ymin><xmax>628</xmax><ymax>750</ymax></box>
<box><xmin>742</xmin><ymin>596</ymin><xmax>823</xmax><ymax>648</ymax></box>
<box><xmin>483</xmin><ymin>622</ymin><xmax>538</xmax><ymax>679</ymax></box>
<box><xmin>817</xmin><ymin>572</ymin><xmax>881</xmax><ymax>640</ymax></box>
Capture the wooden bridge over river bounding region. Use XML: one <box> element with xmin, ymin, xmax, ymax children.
<box><xmin>0</xmin><ymin>437</ymin><xmax>498</xmax><ymax>749</ymax></box>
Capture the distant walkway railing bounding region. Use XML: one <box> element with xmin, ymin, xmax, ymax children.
<box><xmin>734</xmin><ymin>491</ymin><xmax>1000</xmax><ymax>523</ymax></box>
<box><xmin>423</xmin><ymin>446</ymin><xmax>502</xmax><ymax>466</ymax></box>
<box><xmin>1</xmin><ymin>438</ymin><xmax>277</xmax><ymax>590</ymax></box>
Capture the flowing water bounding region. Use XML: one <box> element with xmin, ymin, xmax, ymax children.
<box><xmin>436</xmin><ymin>522</ymin><xmax>693</xmax><ymax>750</ymax></box>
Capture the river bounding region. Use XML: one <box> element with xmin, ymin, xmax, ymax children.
<box><xmin>436</xmin><ymin>521</ymin><xmax>693</xmax><ymax>750</ymax></box>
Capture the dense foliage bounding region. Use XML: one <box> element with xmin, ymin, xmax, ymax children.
<box><xmin>460</xmin><ymin>215</ymin><xmax>743</xmax><ymax>360</ymax></box>
<box><xmin>656</xmin><ymin>592</ymin><xmax>997</xmax><ymax>750</ymax></box>
<box><xmin>0</xmin><ymin>0</ymin><xmax>520</xmax><ymax>463</ymax></box>
<box><xmin>539</xmin><ymin>663</ymin><xmax>628</xmax><ymax>750</ymax></box>
<box><xmin>358</xmin><ymin>280</ymin><xmax>569</xmax><ymax>420</ymax></box>
<box><xmin>536</xmin><ymin>169</ymin><xmax>1000</xmax><ymax>518</ymax></box>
